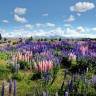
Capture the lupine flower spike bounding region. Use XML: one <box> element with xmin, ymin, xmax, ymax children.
<box><xmin>9</xmin><ymin>79</ymin><xmax>12</xmax><ymax>96</ymax></box>
<box><xmin>1</xmin><ymin>81</ymin><xmax>4</xmax><ymax>96</ymax></box>
<box><xmin>13</xmin><ymin>80</ymin><xmax>16</xmax><ymax>96</ymax></box>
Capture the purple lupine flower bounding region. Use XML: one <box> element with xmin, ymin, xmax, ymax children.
<box><xmin>42</xmin><ymin>91</ymin><xmax>49</xmax><ymax>96</ymax></box>
<box><xmin>67</xmin><ymin>80</ymin><xmax>73</xmax><ymax>91</ymax></box>
<box><xmin>1</xmin><ymin>81</ymin><xmax>4</xmax><ymax>96</ymax></box>
<box><xmin>9</xmin><ymin>79</ymin><xmax>12</xmax><ymax>96</ymax></box>
<box><xmin>15</xmin><ymin>64</ymin><xmax>18</xmax><ymax>74</ymax></box>
<box><xmin>64</xmin><ymin>91</ymin><xmax>68</xmax><ymax>96</ymax></box>
<box><xmin>72</xmin><ymin>74</ymin><xmax>78</xmax><ymax>81</ymax></box>
<box><xmin>91</xmin><ymin>75</ymin><xmax>96</xmax><ymax>84</ymax></box>
<box><xmin>13</xmin><ymin>80</ymin><xmax>16</xmax><ymax>96</ymax></box>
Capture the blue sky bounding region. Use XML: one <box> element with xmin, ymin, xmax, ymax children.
<box><xmin>0</xmin><ymin>0</ymin><xmax>96</xmax><ymax>38</ymax></box>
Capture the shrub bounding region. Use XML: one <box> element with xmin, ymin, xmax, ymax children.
<box><xmin>12</xmin><ymin>72</ymin><xmax>23</xmax><ymax>81</ymax></box>
<box><xmin>0</xmin><ymin>64</ymin><xmax>10</xmax><ymax>80</ymax></box>
<box><xmin>30</xmin><ymin>72</ymin><xmax>41</xmax><ymax>80</ymax></box>
<box><xmin>18</xmin><ymin>61</ymin><xmax>30</xmax><ymax>70</ymax></box>
<box><xmin>61</xmin><ymin>57</ymin><xmax>71</xmax><ymax>68</ymax></box>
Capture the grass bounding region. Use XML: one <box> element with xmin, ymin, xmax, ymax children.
<box><xmin>0</xmin><ymin>68</ymin><xmax>67</xmax><ymax>96</ymax></box>
<box><xmin>0</xmin><ymin>51</ymin><xmax>96</xmax><ymax>95</ymax></box>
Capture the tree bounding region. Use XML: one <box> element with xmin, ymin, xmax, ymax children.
<box><xmin>59</xmin><ymin>38</ymin><xmax>61</xmax><ymax>41</ymax></box>
<box><xmin>28</xmin><ymin>36</ymin><xmax>33</xmax><ymax>41</ymax></box>
<box><xmin>4</xmin><ymin>38</ymin><xmax>7</xmax><ymax>41</ymax></box>
<box><xmin>0</xmin><ymin>33</ymin><xmax>2</xmax><ymax>40</ymax></box>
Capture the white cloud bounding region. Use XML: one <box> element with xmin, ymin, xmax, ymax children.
<box><xmin>35</xmin><ymin>23</ymin><xmax>43</xmax><ymax>27</ymax></box>
<box><xmin>0</xmin><ymin>29</ymin><xmax>13</xmax><ymax>38</ymax></box>
<box><xmin>63</xmin><ymin>33</ymin><xmax>96</xmax><ymax>38</ymax></box>
<box><xmin>66</xmin><ymin>28</ymin><xmax>78</xmax><ymax>35</ymax></box>
<box><xmin>91</xmin><ymin>27</ymin><xmax>96</xmax><ymax>31</ymax></box>
<box><xmin>64</xmin><ymin>24</ymin><xmax>72</xmax><ymax>27</ymax></box>
<box><xmin>46</xmin><ymin>23</ymin><xmax>55</xmax><ymax>27</ymax></box>
<box><xmin>14</xmin><ymin>7</ymin><xmax>27</xmax><ymax>15</ymax></box>
<box><xmin>1</xmin><ymin>24</ymin><xmax>96</xmax><ymax>38</ymax></box>
<box><xmin>76</xmin><ymin>26</ymin><xmax>85</xmax><ymax>33</ymax></box>
<box><xmin>65</xmin><ymin>27</ymin><xmax>86</xmax><ymax>37</ymax></box>
<box><xmin>65</xmin><ymin>15</ymin><xmax>75</xmax><ymax>23</ymax></box>
<box><xmin>7</xmin><ymin>28</ymin><xmax>29</xmax><ymax>38</ymax></box>
<box><xmin>42</xmin><ymin>13</ymin><xmax>48</xmax><ymax>16</ymax></box>
<box><xmin>55</xmin><ymin>27</ymin><xmax>65</xmax><ymax>36</ymax></box>
<box><xmin>35</xmin><ymin>23</ymin><xmax>55</xmax><ymax>28</ymax></box>
<box><xmin>25</xmin><ymin>24</ymin><xmax>33</xmax><ymax>29</ymax></box>
<box><xmin>77</xmin><ymin>13</ymin><xmax>81</xmax><ymax>16</ymax></box>
<box><xmin>2</xmin><ymin>20</ymin><xmax>9</xmax><ymax>23</ymax></box>
<box><xmin>14</xmin><ymin>14</ymin><xmax>27</xmax><ymax>23</ymax></box>
<box><xmin>37</xmin><ymin>27</ymin><xmax>64</xmax><ymax>37</ymax></box>
<box><xmin>70</xmin><ymin>2</ymin><xmax>95</xmax><ymax>12</ymax></box>
<box><xmin>0</xmin><ymin>29</ymin><xmax>6</xmax><ymax>33</ymax></box>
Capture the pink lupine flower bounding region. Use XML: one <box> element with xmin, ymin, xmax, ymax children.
<box><xmin>34</xmin><ymin>62</ymin><xmax>38</xmax><ymax>71</ymax></box>
<box><xmin>14</xmin><ymin>51</ymin><xmax>33</xmax><ymax>62</ymax></box>
<box><xmin>68</xmin><ymin>53</ymin><xmax>76</xmax><ymax>61</ymax></box>
<box><xmin>34</xmin><ymin>60</ymin><xmax>53</xmax><ymax>72</ymax></box>
<box><xmin>80</xmin><ymin>46</ymin><xmax>88</xmax><ymax>55</ymax></box>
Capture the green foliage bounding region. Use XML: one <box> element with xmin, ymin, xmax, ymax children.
<box><xmin>0</xmin><ymin>43</ymin><xmax>96</xmax><ymax>95</ymax></box>
<box><xmin>18</xmin><ymin>61</ymin><xmax>30</xmax><ymax>70</ymax></box>
<box><xmin>61</xmin><ymin>56</ymin><xmax>71</xmax><ymax>68</ymax></box>
<box><xmin>29</xmin><ymin>36</ymin><xmax>33</xmax><ymax>41</ymax></box>
<box><xmin>0</xmin><ymin>64</ymin><xmax>10</xmax><ymax>80</ymax></box>
<box><xmin>62</xmin><ymin>45</ymin><xmax>74</xmax><ymax>50</ymax></box>
<box><xmin>12</xmin><ymin>72</ymin><xmax>23</xmax><ymax>81</ymax></box>
<box><xmin>69</xmin><ymin>58</ymin><xmax>88</xmax><ymax>74</ymax></box>
<box><xmin>30</xmin><ymin>72</ymin><xmax>41</xmax><ymax>80</ymax></box>
<box><xmin>50</xmin><ymin>67</ymin><xmax>59</xmax><ymax>85</ymax></box>
<box><xmin>86</xmin><ymin>72</ymin><xmax>93</xmax><ymax>79</ymax></box>
<box><xmin>0</xmin><ymin>51</ymin><xmax>10</xmax><ymax>60</ymax></box>
<box><xmin>8</xmin><ymin>63</ymin><xmax>16</xmax><ymax>73</ymax></box>
<box><xmin>12</xmin><ymin>41</ymin><xmax>17</xmax><ymax>45</ymax></box>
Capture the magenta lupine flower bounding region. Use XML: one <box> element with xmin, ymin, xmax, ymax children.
<box><xmin>1</xmin><ymin>81</ymin><xmax>4</xmax><ymax>96</ymax></box>
<box><xmin>13</xmin><ymin>80</ymin><xmax>16</xmax><ymax>96</ymax></box>
<box><xmin>80</xmin><ymin>46</ymin><xmax>88</xmax><ymax>56</ymax></box>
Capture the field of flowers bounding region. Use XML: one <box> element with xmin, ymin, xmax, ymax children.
<box><xmin>0</xmin><ymin>39</ymin><xmax>96</xmax><ymax>96</ymax></box>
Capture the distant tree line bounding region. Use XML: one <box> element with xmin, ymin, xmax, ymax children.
<box><xmin>0</xmin><ymin>33</ymin><xmax>2</xmax><ymax>40</ymax></box>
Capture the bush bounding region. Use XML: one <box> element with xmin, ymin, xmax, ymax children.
<box><xmin>0</xmin><ymin>52</ymin><xmax>10</xmax><ymax>60</ymax></box>
<box><xmin>12</xmin><ymin>72</ymin><xmax>23</xmax><ymax>81</ymax></box>
<box><xmin>61</xmin><ymin>57</ymin><xmax>71</xmax><ymax>68</ymax></box>
<box><xmin>0</xmin><ymin>64</ymin><xmax>10</xmax><ymax>80</ymax></box>
<box><xmin>8</xmin><ymin>64</ymin><xmax>16</xmax><ymax>73</ymax></box>
<box><xmin>30</xmin><ymin>72</ymin><xmax>41</xmax><ymax>80</ymax></box>
<box><xmin>18</xmin><ymin>61</ymin><xmax>30</xmax><ymax>70</ymax></box>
